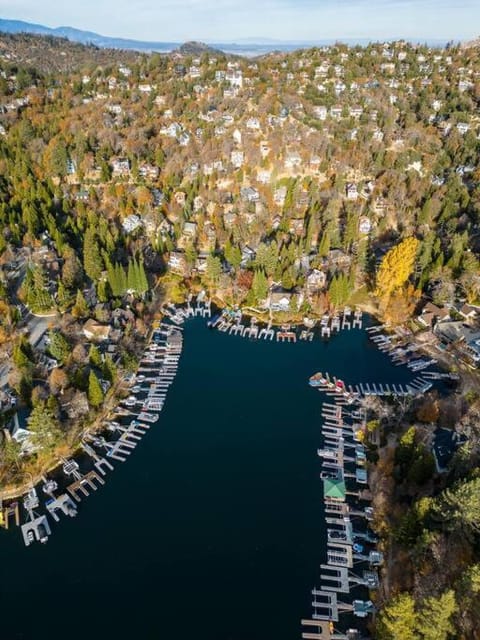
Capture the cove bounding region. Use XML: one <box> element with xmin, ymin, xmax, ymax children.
<box><xmin>0</xmin><ymin>317</ymin><xmax>414</xmax><ymax>640</ymax></box>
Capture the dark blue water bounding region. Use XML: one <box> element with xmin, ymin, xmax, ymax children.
<box><xmin>0</xmin><ymin>320</ymin><xmax>413</xmax><ymax>640</ymax></box>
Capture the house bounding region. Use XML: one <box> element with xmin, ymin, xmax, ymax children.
<box><xmin>161</xmin><ymin>122</ymin><xmax>182</xmax><ymax>138</ymax></box>
<box><xmin>111</xmin><ymin>158</ymin><xmax>130</xmax><ymax>177</ymax></box>
<box><xmin>139</xmin><ymin>164</ymin><xmax>159</xmax><ymax>180</ymax></box>
<box><xmin>231</xmin><ymin>151</ymin><xmax>244</xmax><ymax>168</ymax></box>
<box><xmin>107</xmin><ymin>103</ymin><xmax>122</xmax><ymax>115</ymax></box>
<box><xmin>433</xmin><ymin>428</ymin><xmax>467</xmax><ymax>473</ymax></box>
<box><xmin>257</xmin><ymin>169</ymin><xmax>271</xmax><ymax>184</ymax></box>
<box><xmin>232</xmin><ymin>128</ymin><xmax>242</xmax><ymax>145</ymax></box>
<box><xmin>226</xmin><ymin>69</ymin><xmax>243</xmax><ymax>88</ymax></box>
<box><xmin>346</xmin><ymin>183</ymin><xmax>358</xmax><ymax>200</ymax></box>
<box><xmin>459</xmin><ymin>305</ymin><xmax>477</xmax><ymax>322</ymax></box>
<box><xmin>418</xmin><ymin>303</ymin><xmax>450</xmax><ymax>328</ymax></box>
<box><xmin>269</xmin><ymin>291</ymin><xmax>293</xmax><ymax>312</ymax></box>
<box><xmin>327</xmin><ymin>250</ymin><xmax>352</xmax><ymax>269</ymax></box>
<box><xmin>66</xmin><ymin>159</ymin><xmax>76</xmax><ymax>175</ymax></box>
<box><xmin>359</xmin><ymin>216</ymin><xmax>372</xmax><ymax>235</ymax></box>
<box><xmin>272</xmin><ymin>215</ymin><xmax>282</xmax><ymax>230</ymax></box>
<box><xmin>330</xmin><ymin>106</ymin><xmax>343</xmax><ymax>120</ymax></box>
<box><xmin>240</xmin><ymin>187</ymin><xmax>260</xmax><ymax>203</ymax></box>
<box><xmin>260</xmin><ymin>141</ymin><xmax>270</xmax><ymax>158</ymax></box>
<box><xmin>182</xmin><ymin>222</ymin><xmax>197</xmax><ymax>238</ymax></box>
<box><xmin>168</xmin><ymin>251</ymin><xmax>188</xmax><ymax>276</ymax></box>
<box><xmin>289</xmin><ymin>218</ymin><xmax>305</xmax><ymax>235</ymax></box>
<box><xmin>349</xmin><ymin>106</ymin><xmax>363</xmax><ymax>119</ymax></box>
<box><xmin>122</xmin><ymin>215</ymin><xmax>143</xmax><ymax>234</ymax></box>
<box><xmin>285</xmin><ymin>153</ymin><xmax>302</xmax><ymax>170</ymax></box>
<box><xmin>241</xmin><ymin>246</ymin><xmax>256</xmax><ymax>267</ymax></box>
<box><xmin>456</xmin><ymin>122</ymin><xmax>470</xmax><ymax>135</ymax></box>
<box><xmin>246</xmin><ymin>117</ymin><xmax>261</xmax><ymax>130</ymax></box>
<box><xmin>223</xmin><ymin>211</ymin><xmax>236</xmax><ymax>227</ymax></box>
<box><xmin>11</xmin><ymin>423</ymin><xmax>37</xmax><ymax>455</ymax></box>
<box><xmin>274</xmin><ymin>186</ymin><xmax>287</xmax><ymax>206</ymax></box>
<box><xmin>313</xmin><ymin>105</ymin><xmax>327</xmax><ymax>120</ymax></box>
<box><xmin>307</xmin><ymin>269</ymin><xmax>327</xmax><ymax>292</ymax></box>
<box><xmin>174</xmin><ymin>191</ymin><xmax>186</xmax><ymax>206</ymax></box>
<box><xmin>193</xmin><ymin>196</ymin><xmax>204</xmax><ymax>212</ymax></box>
<box><xmin>83</xmin><ymin>319</ymin><xmax>111</xmax><ymax>341</ymax></box>
<box><xmin>195</xmin><ymin>256</ymin><xmax>208</xmax><ymax>273</ymax></box>
<box><xmin>178</xmin><ymin>132</ymin><xmax>190</xmax><ymax>146</ymax></box>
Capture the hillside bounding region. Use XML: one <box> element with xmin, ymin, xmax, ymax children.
<box><xmin>0</xmin><ymin>32</ymin><xmax>142</xmax><ymax>73</ymax></box>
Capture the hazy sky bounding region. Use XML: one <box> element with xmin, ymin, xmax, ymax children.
<box><xmin>0</xmin><ymin>0</ymin><xmax>479</xmax><ymax>42</ymax></box>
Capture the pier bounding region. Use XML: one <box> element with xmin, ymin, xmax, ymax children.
<box><xmin>303</xmin><ymin>364</ymin><xmax>396</xmax><ymax>637</ymax></box>
<box><xmin>21</xmin><ymin>488</ymin><xmax>52</xmax><ymax>546</ymax></box>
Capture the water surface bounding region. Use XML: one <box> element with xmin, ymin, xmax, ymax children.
<box><xmin>0</xmin><ymin>319</ymin><xmax>413</xmax><ymax>640</ymax></box>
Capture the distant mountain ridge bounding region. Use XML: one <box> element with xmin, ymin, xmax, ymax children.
<box><xmin>0</xmin><ymin>19</ymin><xmax>178</xmax><ymax>52</ymax></box>
<box><xmin>0</xmin><ymin>18</ymin><xmax>453</xmax><ymax>56</ymax></box>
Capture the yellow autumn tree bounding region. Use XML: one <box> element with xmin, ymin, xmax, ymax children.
<box><xmin>375</xmin><ymin>237</ymin><xmax>420</xmax><ymax>304</ymax></box>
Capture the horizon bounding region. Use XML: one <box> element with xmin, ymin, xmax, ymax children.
<box><xmin>0</xmin><ymin>0</ymin><xmax>478</xmax><ymax>44</ymax></box>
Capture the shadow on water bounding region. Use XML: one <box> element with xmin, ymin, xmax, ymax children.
<box><xmin>0</xmin><ymin>319</ymin><xmax>414</xmax><ymax>640</ymax></box>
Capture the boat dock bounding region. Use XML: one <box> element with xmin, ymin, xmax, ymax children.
<box><xmin>302</xmin><ymin>371</ymin><xmax>386</xmax><ymax>638</ymax></box>
<box><xmin>208</xmin><ymin>309</ymin><xmax>364</xmax><ymax>344</ymax></box>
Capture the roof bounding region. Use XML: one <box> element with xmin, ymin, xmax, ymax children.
<box><xmin>323</xmin><ymin>478</ymin><xmax>346</xmax><ymax>500</ymax></box>
<box><xmin>433</xmin><ymin>428</ymin><xmax>467</xmax><ymax>473</ymax></box>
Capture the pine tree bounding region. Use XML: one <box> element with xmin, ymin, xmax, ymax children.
<box><xmin>416</xmin><ymin>591</ymin><xmax>456</xmax><ymax>640</ymax></box>
<box><xmin>206</xmin><ymin>254</ymin><xmax>222</xmax><ymax>286</ymax></box>
<box><xmin>137</xmin><ymin>259</ymin><xmax>149</xmax><ymax>294</ymax></box>
<box><xmin>83</xmin><ymin>228</ymin><xmax>103</xmax><ymax>282</ymax></box>
<box><xmin>318</xmin><ymin>230</ymin><xmax>331</xmax><ymax>257</ymax></box>
<box><xmin>48</xmin><ymin>330</ymin><xmax>70</xmax><ymax>364</ymax></box>
<box><xmin>252</xmin><ymin>269</ymin><xmax>268</xmax><ymax>301</ymax></box>
<box><xmin>27</xmin><ymin>403</ymin><xmax>62</xmax><ymax>453</ymax></box>
<box><xmin>432</xmin><ymin>477</ymin><xmax>480</xmax><ymax>536</ymax></box>
<box><xmin>127</xmin><ymin>258</ymin><xmax>136</xmax><ymax>292</ymax></box>
<box><xmin>376</xmin><ymin>593</ymin><xmax>417</xmax><ymax>640</ymax></box>
<box><xmin>102</xmin><ymin>354</ymin><xmax>117</xmax><ymax>383</ymax></box>
<box><xmin>88</xmin><ymin>344</ymin><xmax>102</xmax><ymax>368</ymax></box>
<box><xmin>88</xmin><ymin>370</ymin><xmax>104</xmax><ymax>408</ymax></box>
<box><xmin>72</xmin><ymin>289</ymin><xmax>89</xmax><ymax>318</ymax></box>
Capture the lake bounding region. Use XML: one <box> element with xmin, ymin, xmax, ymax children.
<box><xmin>0</xmin><ymin>318</ymin><xmax>413</xmax><ymax>640</ymax></box>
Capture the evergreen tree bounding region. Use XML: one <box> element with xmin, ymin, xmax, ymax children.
<box><xmin>27</xmin><ymin>403</ymin><xmax>62</xmax><ymax>453</ymax></box>
<box><xmin>376</xmin><ymin>593</ymin><xmax>417</xmax><ymax>640</ymax></box>
<box><xmin>432</xmin><ymin>477</ymin><xmax>480</xmax><ymax>536</ymax></box>
<box><xmin>137</xmin><ymin>259</ymin><xmax>149</xmax><ymax>294</ymax></box>
<box><xmin>416</xmin><ymin>591</ymin><xmax>456</xmax><ymax>640</ymax></box>
<box><xmin>83</xmin><ymin>228</ymin><xmax>103</xmax><ymax>282</ymax></box>
<box><xmin>102</xmin><ymin>354</ymin><xmax>117</xmax><ymax>383</ymax></box>
<box><xmin>48</xmin><ymin>330</ymin><xmax>70</xmax><ymax>364</ymax></box>
<box><xmin>88</xmin><ymin>344</ymin><xmax>102</xmax><ymax>368</ymax></box>
<box><xmin>205</xmin><ymin>254</ymin><xmax>222</xmax><ymax>286</ymax></box>
<box><xmin>72</xmin><ymin>289</ymin><xmax>89</xmax><ymax>318</ymax></box>
<box><xmin>252</xmin><ymin>269</ymin><xmax>268</xmax><ymax>301</ymax></box>
<box><xmin>88</xmin><ymin>370</ymin><xmax>104</xmax><ymax>408</ymax></box>
<box><xmin>318</xmin><ymin>230</ymin><xmax>331</xmax><ymax>256</ymax></box>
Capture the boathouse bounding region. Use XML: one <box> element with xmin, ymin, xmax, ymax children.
<box><xmin>323</xmin><ymin>478</ymin><xmax>346</xmax><ymax>502</ymax></box>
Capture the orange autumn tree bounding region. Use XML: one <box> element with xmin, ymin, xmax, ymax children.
<box><xmin>375</xmin><ymin>237</ymin><xmax>420</xmax><ymax>321</ymax></box>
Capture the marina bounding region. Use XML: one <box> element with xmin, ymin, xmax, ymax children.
<box><xmin>302</xmin><ymin>384</ymin><xmax>382</xmax><ymax>639</ymax></box>
<box><xmin>0</xmin><ymin>296</ymin><xmax>204</xmax><ymax>547</ymax></box>
<box><xmin>0</xmin><ymin>311</ymin><xmax>439</xmax><ymax>639</ymax></box>
<box><xmin>207</xmin><ymin>306</ymin><xmax>364</xmax><ymax>344</ymax></box>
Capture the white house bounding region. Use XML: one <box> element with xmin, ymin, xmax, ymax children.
<box><xmin>231</xmin><ymin>150</ymin><xmax>244</xmax><ymax>168</ymax></box>
<box><xmin>346</xmin><ymin>183</ymin><xmax>359</xmax><ymax>200</ymax></box>
<box><xmin>122</xmin><ymin>214</ymin><xmax>143</xmax><ymax>234</ymax></box>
